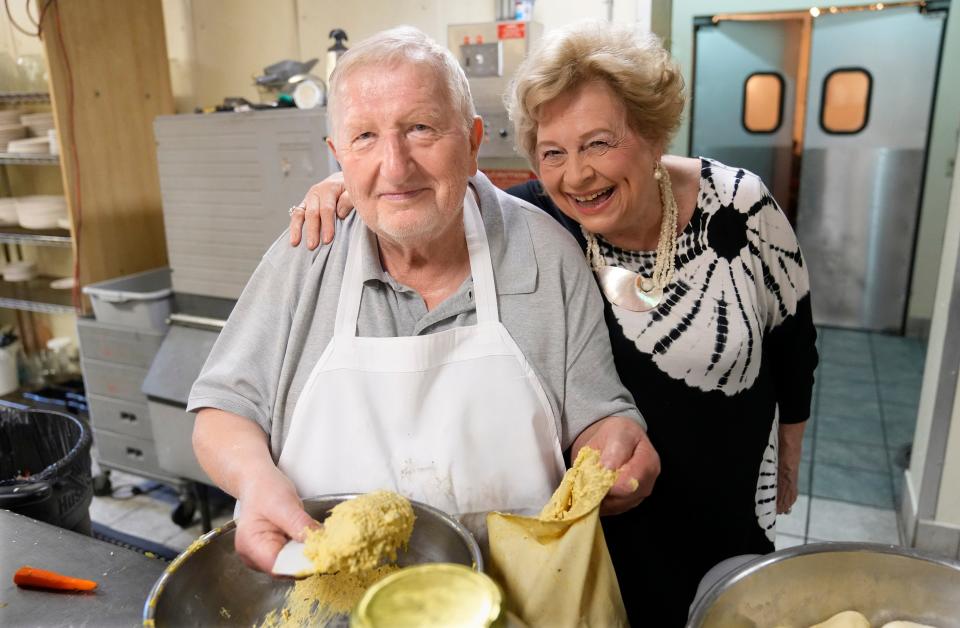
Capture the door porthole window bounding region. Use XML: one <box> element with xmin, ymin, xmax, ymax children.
<box><xmin>820</xmin><ymin>68</ymin><xmax>872</xmax><ymax>134</ymax></box>
<box><xmin>742</xmin><ymin>72</ymin><xmax>784</xmax><ymax>134</ymax></box>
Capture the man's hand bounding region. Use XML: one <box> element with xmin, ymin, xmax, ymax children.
<box><xmin>234</xmin><ymin>466</ymin><xmax>319</xmax><ymax>573</ymax></box>
<box><xmin>572</xmin><ymin>416</ymin><xmax>660</xmax><ymax>515</ymax></box>
<box><xmin>193</xmin><ymin>408</ymin><xmax>319</xmax><ymax>574</ymax></box>
<box><xmin>289</xmin><ymin>171</ymin><xmax>355</xmax><ymax>249</ymax></box>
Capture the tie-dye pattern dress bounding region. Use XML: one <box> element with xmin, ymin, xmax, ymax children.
<box><xmin>508</xmin><ymin>157</ymin><xmax>818</xmax><ymax>626</ymax></box>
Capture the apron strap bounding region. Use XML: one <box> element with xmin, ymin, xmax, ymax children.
<box><xmin>333</xmin><ymin>187</ymin><xmax>501</xmax><ymax>337</ymax></box>
<box><xmin>463</xmin><ymin>188</ymin><xmax>499</xmax><ymax>325</ymax></box>
<box><xmin>333</xmin><ymin>221</ymin><xmax>368</xmax><ymax>337</ymax></box>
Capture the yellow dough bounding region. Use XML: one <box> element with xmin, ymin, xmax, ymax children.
<box><xmin>810</xmin><ymin>610</ymin><xmax>871</xmax><ymax>628</ymax></box>
<box><xmin>304</xmin><ymin>491</ymin><xmax>415</xmax><ymax>574</ymax></box>
<box><xmin>881</xmin><ymin>622</ymin><xmax>937</xmax><ymax>628</ymax></box>
<box><xmin>539</xmin><ymin>447</ymin><xmax>618</xmax><ymax>521</ymax></box>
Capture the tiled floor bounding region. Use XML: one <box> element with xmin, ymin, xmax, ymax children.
<box><xmin>88</xmin><ymin>465</ymin><xmax>233</xmax><ymax>553</ymax></box>
<box><xmin>775</xmin><ymin>327</ymin><xmax>926</xmax><ymax>550</ymax></box>
<box><xmin>87</xmin><ymin>326</ymin><xmax>928</xmax><ymax>556</ymax></box>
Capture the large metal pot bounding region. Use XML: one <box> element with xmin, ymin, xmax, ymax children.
<box><xmin>688</xmin><ymin>542</ymin><xmax>960</xmax><ymax>627</ymax></box>
<box><xmin>143</xmin><ymin>494</ymin><xmax>482</xmax><ymax>626</ymax></box>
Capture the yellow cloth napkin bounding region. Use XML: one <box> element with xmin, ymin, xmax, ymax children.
<box><xmin>487</xmin><ymin>448</ymin><xmax>628</xmax><ymax>628</ymax></box>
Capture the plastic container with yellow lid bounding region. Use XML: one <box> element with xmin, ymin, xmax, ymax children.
<box><xmin>350</xmin><ymin>563</ymin><xmax>504</xmax><ymax>628</ymax></box>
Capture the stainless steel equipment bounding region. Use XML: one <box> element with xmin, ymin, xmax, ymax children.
<box><xmin>447</xmin><ymin>20</ymin><xmax>542</xmax><ymax>162</ymax></box>
<box><xmin>1</xmin><ymin>509</ymin><xmax>165</xmax><ymax>626</ymax></box>
<box><xmin>690</xmin><ymin>5</ymin><xmax>947</xmax><ymax>332</ymax></box>
<box><xmin>687</xmin><ymin>542</ymin><xmax>960</xmax><ymax>628</ymax></box>
<box><xmin>796</xmin><ymin>8</ymin><xmax>943</xmax><ymax>332</ymax></box>
<box><xmin>143</xmin><ymin>109</ymin><xmax>339</xmax><ymax>489</ymax></box>
<box><xmin>143</xmin><ymin>494</ymin><xmax>483</xmax><ymax>627</ymax></box>
<box><xmin>153</xmin><ymin>108</ymin><xmax>338</xmax><ymax>301</ymax></box>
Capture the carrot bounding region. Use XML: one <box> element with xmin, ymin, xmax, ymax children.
<box><xmin>13</xmin><ymin>565</ymin><xmax>97</xmax><ymax>592</ymax></box>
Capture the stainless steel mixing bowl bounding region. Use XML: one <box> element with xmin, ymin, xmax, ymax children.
<box><xmin>688</xmin><ymin>542</ymin><xmax>960</xmax><ymax>627</ymax></box>
<box><xmin>143</xmin><ymin>494</ymin><xmax>482</xmax><ymax>626</ymax></box>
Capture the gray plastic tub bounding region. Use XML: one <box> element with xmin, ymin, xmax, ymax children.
<box><xmin>81</xmin><ymin>268</ymin><xmax>172</xmax><ymax>330</ymax></box>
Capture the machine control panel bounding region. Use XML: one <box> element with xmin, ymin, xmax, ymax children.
<box><xmin>461</xmin><ymin>42</ymin><xmax>502</xmax><ymax>78</ymax></box>
<box><xmin>479</xmin><ymin>109</ymin><xmax>518</xmax><ymax>159</ymax></box>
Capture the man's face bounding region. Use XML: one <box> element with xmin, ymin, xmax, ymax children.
<box><xmin>328</xmin><ymin>62</ymin><xmax>483</xmax><ymax>247</ymax></box>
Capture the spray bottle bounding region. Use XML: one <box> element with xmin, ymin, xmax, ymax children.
<box><xmin>326</xmin><ymin>29</ymin><xmax>349</xmax><ymax>87</ymax></box>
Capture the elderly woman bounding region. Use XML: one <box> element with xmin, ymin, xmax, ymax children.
<box><xmin>291</xmin><ymin>21</ymin><xmax>818</xmax><ymax>625</ymax></box>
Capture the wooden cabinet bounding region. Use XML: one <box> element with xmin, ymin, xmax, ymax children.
<box><xmin>38</xmin><ymin>0</ymin><xmax>173</xmax><ymax>312</ymax></box>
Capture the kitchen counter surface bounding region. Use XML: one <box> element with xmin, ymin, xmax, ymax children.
<box><xmin>0</xmin><ymin>509</ymin><xmax>165</xmax><ymax>627</ymax></box>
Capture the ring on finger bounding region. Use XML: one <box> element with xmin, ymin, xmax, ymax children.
<box><xmin>288</xmin><ymin>204</ymin><xmax>306</xmax><ymax>216</ymax></box>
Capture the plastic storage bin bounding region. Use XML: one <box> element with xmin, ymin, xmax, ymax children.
<box><xmin>81</xmin><ymin>268</ymin><xmax>172</xmax><ymax>330</ymax></box>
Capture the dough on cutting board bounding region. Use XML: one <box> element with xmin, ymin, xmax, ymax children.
<box><xmin>810</xmin><ymin>610</ymin><xmax>871</xmax><ymax>628</ymax></box>
<box><xmin>880</xmin><ymin>622</ymin><xmax>937</xmax><ymax>628</ymax></box>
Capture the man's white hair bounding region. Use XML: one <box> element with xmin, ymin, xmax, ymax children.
<box><xmin>327</xmin><ymin>26</ymin><xmax>477</xmax><ymax>139</ymax></box>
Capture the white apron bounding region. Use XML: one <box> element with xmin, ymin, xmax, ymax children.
<box><xmin>277</xmin><ymin>190</ymin><xmax>565</xmax><ymax>527</ymax></box>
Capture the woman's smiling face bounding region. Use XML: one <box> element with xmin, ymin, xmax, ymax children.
<box><xmin>535</xmin><ymin>80</ymin><xmax>660</xmax><ymax>238</ymax></box>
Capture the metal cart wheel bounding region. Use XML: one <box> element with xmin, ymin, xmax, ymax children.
<box><xmin>91</xmin><ymin>469</ymin><xmax>112</xmax><ymax>496</ymax></box>
<box><xmin>171</xmin><ymin>493</ymin><xmax>196</xmax><ymax>528</ymax></box>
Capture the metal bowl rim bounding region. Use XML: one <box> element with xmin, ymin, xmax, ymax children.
<box><xmin>142</xmin><ymin>493</ymin><xmax>483</xmax><ymax>624</ymax></box>
<box><xmin>686</xmin><ymin>541</ymin><xmax>960</xmax><ymax>627</ymax></box>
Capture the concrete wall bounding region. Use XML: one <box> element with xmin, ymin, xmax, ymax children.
<box><xmin>669</xmin><ymin>0</ymin><xmax>960</xmax><ymax>333</ymax></box>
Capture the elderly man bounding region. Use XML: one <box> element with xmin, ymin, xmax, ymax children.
<box><xmin>189</xmin><ymin>26</ymin><xmax>659</xmax><ymax>573</ymax></box>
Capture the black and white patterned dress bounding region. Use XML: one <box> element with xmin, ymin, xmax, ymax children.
<box><xmin>508</xmin><ymin>158</ymin><xmax>818</xmax><ymax>626</ymax></box>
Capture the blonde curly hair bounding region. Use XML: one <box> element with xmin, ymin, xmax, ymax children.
<box><xmin>506</xmin><ymin>20</ymin><xmax>685</xmax><ymax>169</ymax></box>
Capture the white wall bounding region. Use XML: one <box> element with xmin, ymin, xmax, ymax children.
<box><xmin>163</xmin><ymin>0</ymin><xmax>662</xmax><ymax>112</ymax></box>
<box><xmin>913</xmin><ymin>132</ymin><xmax>960</xmax><ymax>524</ymax></box>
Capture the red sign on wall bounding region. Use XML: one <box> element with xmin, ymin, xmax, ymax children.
<box><xmin>498</xmin><ymin>22</ymin><xmax>526</xmax><ymax>40</ymax></box>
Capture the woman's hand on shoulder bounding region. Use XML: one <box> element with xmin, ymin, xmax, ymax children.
<box><xmin>289</xmin><ymin>171</ymin><xmax>355</xmax><ymax>249</ymax></box>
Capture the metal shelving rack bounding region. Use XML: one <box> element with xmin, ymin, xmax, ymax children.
<box><xmin>0</xmin><ymin>277</ymin><xmax>73</xmax><ymax>314</ymax></box>
<box><xmin>0</xmin><ymin>153</ymin><xmax>59</xmax><ymax>166</ymax></box>
<box><xmin>1</xmin><ymin>92</ymin><xmax>74</xmax><ymax>315</ymax></box>
<box><xmin>0</xmin><ymin>226</ymin><xmax>72</xmax><ymax>247</ymax></box>
<box><xmin>0</xmin><ymin>92</ymin><xmax>51</xmax><ymax>105</ymax></box>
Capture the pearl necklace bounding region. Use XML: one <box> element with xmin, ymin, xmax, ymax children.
<box><xmin>583</xmin><ymin>161</ymin><xmax>679</xmax><ymax>312</ymax></box>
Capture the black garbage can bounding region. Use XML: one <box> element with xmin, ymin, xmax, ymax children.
<box><xmin>0</xmin><ymin>407</ymin><xmax>93</xmax><ymax>534</ymax></box>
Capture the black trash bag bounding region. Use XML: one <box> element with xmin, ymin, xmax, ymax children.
<box><xmin>0</xmin><ymin>408</ymin><xmax>93</xmax><ymax>534</ymax></box>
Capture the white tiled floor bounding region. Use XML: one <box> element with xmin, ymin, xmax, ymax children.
<box><xmin>806</xmin><ymin>498</ymin><xmax>901</xmax><ymax>545</ymax></box>
<box><xmin>90</xmin><ymin>468</ymin><xmax>232</xmax><ymax>552</ymax></box>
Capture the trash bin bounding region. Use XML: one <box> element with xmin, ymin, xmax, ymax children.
<box><xmin>0</xmin><ymin>408</ymin><xmax>93</xmax><ymax>534</ymax></box>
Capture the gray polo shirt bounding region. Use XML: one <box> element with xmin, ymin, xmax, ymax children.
<box><xmin>188</xmin><ymin>172</ymin><xmax>643</xmax><ymax>460</ymax></box>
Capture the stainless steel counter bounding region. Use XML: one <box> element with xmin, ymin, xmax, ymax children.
<box><xmin>0</xmin><ymin>509</ymin><xmax>166</xmax><ymax>627</ymax></box>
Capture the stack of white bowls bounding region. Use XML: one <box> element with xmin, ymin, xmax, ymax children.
<box><xmin>7</xmin><ymin>137</ymin><xmax>50</xmax><ymax>154</ymax></box>
<box><xmin>0</xmin><ymin>109</ymin><xmax>26</xmax><ymax>151</ymax></box>
<box><xmin>0</xmin><ymin>110</ymin><xmax>21</xmax><ymax>125</ymax></box>
<box><xmin>15</xmin><ymin>195</ymin><xmax>68</xmax><ymax>229</ymax></box>
<box><xmin>2</xmin><ymin>260</ymin><xmax>37</xmax><ymax>282</ymax></box>
<box><xmin>20</xmin><ymin>112</ymin><xmax>55</xmax><ymax>137</ymax></box>
<box><xmin>0</xmin><ymin>198</ymin><xmax>18</xmax><ymax>226</ymax></box>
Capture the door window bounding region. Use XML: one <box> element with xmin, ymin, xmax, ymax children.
<box><xmin>821</xmin><ymin>68</ymin><xmax>872</xmax><ymax>134</ymax></box>
<box><xmin>742</xmin><ymin>72</ymin><xmax>784</xmax><ymax>133</ymax></box>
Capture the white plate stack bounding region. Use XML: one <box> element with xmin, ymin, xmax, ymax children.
<box><xmin>0</xmin><ymin>120</ymin><xmax>27</xmax><ymax>152</ymax></box>
<box><xmin>2</xmin><ymin>260</ymin><xmax>37</xmax><ymax>282</ymax></box>
<box><xmin>0</xmin><ymin>198</ymin><xmax>18</xmax><ymax>226</ymax></box>
<box><xmin>7</xmin><ymin>136</ymin><xmax>50</xmax><ymax>154</ymax></box>
<box><xmin>16</xmin><ymin>195</ymin><xmax>68</xmax><ymax>229</ymax></box>
<box><xmin>20</xmin><ymin>112</ymin><xmax>55</xmax><ymax>137</ymax></box>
